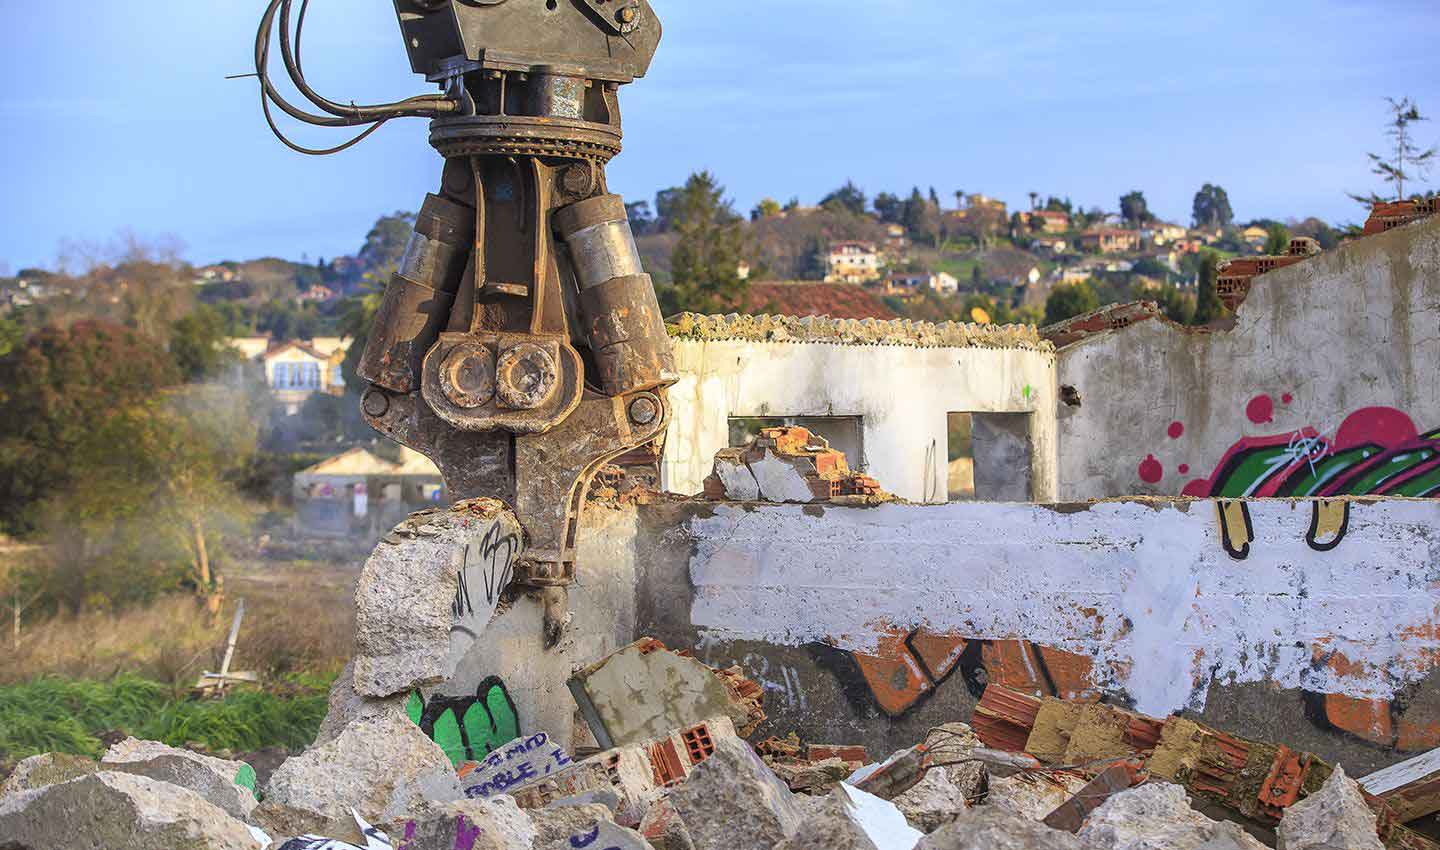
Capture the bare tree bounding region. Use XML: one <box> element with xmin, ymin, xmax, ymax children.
<box><xmin>1351</xmin><ymin>97</ymin><xmax>1437</xmax><ymax>205</ymax></box>
<box><xmin>0</xmin><ymin>545</ymin><xmax>42</xmax><ymax>649</ymax></box>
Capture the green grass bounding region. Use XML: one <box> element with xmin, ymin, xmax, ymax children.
<box><xmin>0</xmin><ymin>674</ymin><xmax>332</xmax><ymax>760</ymax></box>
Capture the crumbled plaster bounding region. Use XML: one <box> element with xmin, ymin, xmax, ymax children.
<box><xmin>667</xmin><ymin>312</ymin><xmax>1052</xmax><ymax>351</ymax></box>
<box><xmin>683</xmin><ymin>499</ymin><xmax>1440</xmax><ymax>717</ymax></box>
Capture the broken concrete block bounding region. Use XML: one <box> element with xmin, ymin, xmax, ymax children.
<box><xmin>915</xmin><ymin>805</ymin><xmax>1084</xmax><ymax>849</ymax></box>
<box><xmin>986</xmin><ymin>771</ymin><xmax>1089</xmax><ymax>821</ymax></box>
<box><xmin>542</xmin><ymin>820</ymin><xmax>655</xmax><ymax>850</ymax></box>
<box><xmin>569</xmin><ymin>639</ymin><xmax>764</xmax><ymax>749</ymax></box>
<box><xmin>353</xmin><ymin>501</ymin><xmax>523</xmax><ymax>698</ymax></box>
<box><xmin>313</xmin><ymin>661</ymin><xmax>410</xmax><ymax>747</ymax></box>
<box><xmin>0</xmin><ymin>771</ymin><xmax>261</xmax><ymax>850</ymax></box>
<box><xmin>1359</xmin><ymin>745</ymin><xmax>1440</xmax><ymax>824</ymax></box>
<box><xmin>775</xmin><ymin>783</ymin><xmax>923</xmax><ymax>850</ymax></box>
<box><xmin>668</xmin><ymin>737</ymin><xmax>803</xmax><ymax>850</ymax></box>
<box><xmin>529</xmin><ymin>803</ymin><xmax>622</xmax><ymax>848</ymax></box>
<box><xmin>1060</xmin><ymin>703</ymin><xmax>1136</xmax><ymax>766</ymax></box>
<box><xmin>748</xmin><ymin>450</ymin><xmax>822</xmax><ymax>503</ymax></box>
<box><xmin>0</xmin><ymin>752</ymin><xmax>98</xmax><ymax>799</ymax></box>
<box><xmin>507</xmin><ymin>760</ymin><xmax>613</xmax><ymax>812</ymax></box>
<box><xmin>258</xmin><ymin>713</ymin><xmax>463</xmax><ymax>842</ymax></box>
<box><xmin>1276</xmin><ymin>766</ymin><xmax>1385</xmax><ymax>850</ymax></box>
<box><xmin>1026</xmin><ymin>699</ymin><xmax>1083</xmax><ymax>765</ymax></box>
<box><xmin>708</xmin><ymin>449</ymin><xmax>760</xmax><ymax>501</ymax></box>
<box><xmin>379</xmin><ymin>797</ymin><xmax>538</xmax><ymax>850</ymax></box>
<box><xmin>101</xmin><ymin>737</ymin><xmax>258</xmax><ymax>821</ymax></box>
<box><xmin>637</xmin><ymin>796</ymin><xmax>693</xmax><ymax>850</ymax></box>
<box><xmin>770</xmin><ymin>757</ymin><xmax>852</xmax><ymax>795</ymax></box>
<box><xmin>894</xmin><ymin>768</ymin><xmax>969</xmax><ymax>834</ymax></box>
<box><xmin>1076</xmin><ymin>782</ymin><xmax>1268</xmax><ymax>849</ymax></box>
<box><xmin>459</xmin><ymin>731</ymin><xmax>574</xmax><ymax>800</ymax></box>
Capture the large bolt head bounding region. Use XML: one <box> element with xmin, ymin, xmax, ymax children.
<box><xmin>439</xmin><ymin>343</ymin><xmax>496</xmax><ymax>409</ymax></box>
<box><xmin>628</xmin><ymin>393</ymin><xmax>661</xmax><ymax>426</ymax></box>
<box><xmin>495</xmin><ymin>343</ymin><xmax>559</xmax><ymax>410</ymax></box>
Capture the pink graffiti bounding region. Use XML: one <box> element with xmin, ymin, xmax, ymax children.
<box><xmin>1179</xmin><ymin>464</ymin><xmax>1190</xmax><ymax>475</ymax></box>
<box><xmin>1282</xmin><ymin>393</ymin><xmax>1295</xmax><ymax>405</ymax></box>
<box><xmin>1246</xmin><ymin>394</ymin><xmax>1275</xmax><ymax>424</ymax></box>
<box><xmin>1168</xmin><ymin>422</ymin><xmax>1185</xmax><ymax>439</ymax></box>
<box><xmin>1139</xmin><ymin>455</ymin><xmax>1164</xmax><ymax>484</ymax></box>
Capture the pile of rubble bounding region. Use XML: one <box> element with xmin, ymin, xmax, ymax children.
<box><xmin>5</xmin><ymin>652</ymin><xmax>1434</xmax><ymax>850</ymax></box>
<box><xmin>704</xmin><ymin>426</ymin><xmax>887</xmax><ymax>503</ymax></box>
<box><xmin>0</xmin><ymin>709</ymin><xmax>1406</xmax><ymax>850</ymax></box>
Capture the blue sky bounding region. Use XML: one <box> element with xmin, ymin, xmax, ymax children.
<box><xmin>2</xmin><ymin>1</ymin><xmax>1438</xmax><ymax>272</ymax></box>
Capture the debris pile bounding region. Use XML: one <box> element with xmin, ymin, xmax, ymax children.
<box><xmin>703</xmin><ymin>426</ymin><xmax>888</xmax><ymax>503</ymax></box>
<box><xmin>3</xmin><ymin>668</ymin><xmax>1434</xmax><ymax>849</ymax></box>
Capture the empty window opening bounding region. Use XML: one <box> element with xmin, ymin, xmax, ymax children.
<box><xmin>948</xmin><ymin>412</ymin><xmax>1033</xmax><ymax>502</ymax></box>
<box><xmin>728</xmin><ymin>416</ymin><xmax>864</xmax><ymax>469</ymax></box>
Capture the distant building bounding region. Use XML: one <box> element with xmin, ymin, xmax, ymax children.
<box><xmin>882</xmin><ymin>270</ymin><xmax>959</xmax><ymax>296</ymax></box>
<box><xmin>193</xmin><ymin>265</ymin><xmax>237</xmax><ymax>286</ymax></box>
<box><xmin>1141</xmin><ymin>222</ymin><xmax>1188</xmax><ymax>245</ymax></box>
<box><xmin>824</xmin><ymin>241</ymin><xmax>881</xmax><ymax>284</ymax></box>
<box><xmin>293</xmin><ymin>447</ymin><xmax>446</xmax><ymax>538</ymax></box>
<box><xmin>1240</xmin><ymin>225</ymin><xmax>1271</xmax><ymax>248</ymax></box>
<box><xmin>228</xmin><ymin>336</ymin><xmax>353</xmax><ymax>415</ymax></box>
<box><xmin>1020</xmin><ymin>210</ymin><xmax>1071</xmax><ymax>234</ymax></box>
<box><xmin>1079</xmin><ymin>228</ymin><xmax>1141</xmax><ymax>255</ymax></box>
<box><xmin>298</xmin><ymin>285</ymin><xmax>337</xmax><ymax>303</ymax></box>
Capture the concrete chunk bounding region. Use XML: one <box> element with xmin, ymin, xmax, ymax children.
<box><xmin>0</xmin><ymin>771</ymin><xmax>261</xmax><ymax>850</ymax></box>
<box><xmin>668</xmin><ymin>737</ymin><xmax>802</xmax><ymax>850</ymax></box>
<box><xmin>915</xmin><ymin>805</ymin><xmax>1084</xmax><ymax>849</ymax></box>
<box><xmin>258</xmin><ymin>713</ymin><xmax>463</xmax><ymax>842</ymax></box>
<box><xmin>101</xmin><ymin>738</ymin><xmax>258</xmax><ymax>821</ymax></box>
<box><xmin>894</xmin><ymin>768</ymin><xmax>968</xmax><ymax>834</ymax></box>
<box><xmin>312</xmin><ymin>661</ymin><xmax>410</xmax><ymax>747</ymax></box>
<box><xmin>1076</xmin><ymin>782</ymin><xmax>1268</xmax><ymax>849</ymax></box>
<box><xmin>1277</xmin><ymin>766</ymin><xmax>1385</xmax><ymax>850</ymax></box>
<box><xmin>353</xmin><ymin>502</ymin><xmax>522</xmax><ymax>698</ymax></box>
<box><xmin>0</xmin><ymin>753</ymin><xmax>98</xmax><ymax>799</ymax></box>
<box><xmin>569</xmin><ymin>639</ymin><xmax>764</xmax><ymax>748</ymax></box>
<box><xmin>776</xmin><ymin>783</ymin><xmax>923</xmax><ymax>850</ymax></box>
<box><xmin>378</xmin><ymin>797</ymin><xmax>538</xmax><ymax>850</ymax></box>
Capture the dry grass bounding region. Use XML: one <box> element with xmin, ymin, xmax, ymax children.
<box><xmin>0</xmin><ymin>560</ymin><xmax>356</xmax><ymax>688</ymax></box>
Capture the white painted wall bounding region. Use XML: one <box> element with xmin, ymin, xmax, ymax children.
<box><xmin>1056</xmin><ymin>216</ymin><xmax>1440</xmax><ymax>501</ymax></box>
<box><xmin>662</xmin><ymin>339</ymin><xmax>1058</xmax><ymax>503</ymax></box>
<box><xmin>682</xmin><ymin>499</ymin><xmax>1440</xmax><ymax>718</ymax></box>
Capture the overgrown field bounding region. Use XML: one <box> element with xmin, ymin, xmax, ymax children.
<box><xmin>0</xmin><ymin>559</ymin><xmax>355</xmax><ymax>767</ymax></box>
<box><xmin>0</xmin><ymin>674</ymin><xmax>332</xmax><ymax>761</ymax></box>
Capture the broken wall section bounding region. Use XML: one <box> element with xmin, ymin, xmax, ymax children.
<box><xmin>1055</xmin><ymin>215</ymin><xmax>1440</xmax><ymax>501</ymax></box>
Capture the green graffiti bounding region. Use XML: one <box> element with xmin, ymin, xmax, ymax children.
<box><xmin>234</xmin><ymin>763</ymin><xmax>257</xmax><ymax>799</ymax></box>
<box><xmin>409</xmin><ymin>677</ymin><xmax>520</xmax><ymax>767</ymax></box>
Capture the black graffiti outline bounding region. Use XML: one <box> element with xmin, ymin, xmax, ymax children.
<box><xmin>1305</xmin><ymin>501</ymin><xmax>1352</xmax><ymax>552</ymax></box>
<box><xmin>452</xmin><ymin>521</ymin><xmax>520</xmax><ymax>638</ymax></box>
<box><xmin>1216</xmin><ymin>500</ymin><xmax>1255</xmax><ymax>561</ymax></box>
<box><xmin>415</xmin><ymin>676</ymin><xmax>520</xmax><ymax>766</ymax></box>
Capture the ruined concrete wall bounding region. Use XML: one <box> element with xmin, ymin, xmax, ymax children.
<box><xmin>1056</xmin><ymin>216</ymin><xmax>1440</xmax><ymax>501</ymax></box>
<box><xmin>662</xmin><ymin>338</ymin><xmax>1058</xmax><ymax>503</ymax></box>
<box><xmin>416</xmin><ymin>504</ymin><xmax>640</xmax><ymax>755</ymax></box>
<box><xmin>632</xmin><ymin>497</ymin><xmax>1440</xmax><ymax>773</ymax></box>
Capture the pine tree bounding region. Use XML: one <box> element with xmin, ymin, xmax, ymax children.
<box><xmin>665</xmin><ymin>172</ymin><xmax>749</xmax><ymax>315</ymax></box>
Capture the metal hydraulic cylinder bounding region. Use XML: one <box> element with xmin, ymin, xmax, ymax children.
<box><xmin>554</xmin><ymin>195</ymin><xmax>675</xmax><ymax>396</ymax></box>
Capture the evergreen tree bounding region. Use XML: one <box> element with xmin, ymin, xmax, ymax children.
<box><xmin>665</xmin><ymin>172</ymin><xmax>749</xmax><ymax>315</ymax></box>
<box><xmin>1191</xmin><ymin>251</ymin><xmax>1225</xmax><ymax>325</ymax></box>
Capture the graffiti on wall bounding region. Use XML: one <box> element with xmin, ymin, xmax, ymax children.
<box><xmin>817</xmin><ymin>627</ymin><xmax>1100</xmax><ymax>718</ymax></box>
<box><xmin>407</xmin><ymin>676</ymin><xmax>520</xmax><ymax>767</ymax></box>
<box><xmin>1141</xmin><ymin>402</ymin><xmax>1440</xmax><ymax>498</ymax></box>
<box><xmin>451</xmin><ymin>520</ymin><xmax>521</xmax><ymax>641</ymax></box>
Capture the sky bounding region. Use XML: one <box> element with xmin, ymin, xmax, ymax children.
<box><xmin>2</xmin><ymin>1</ymin><xmax>1439</xmax><ymax>273</ymax></box>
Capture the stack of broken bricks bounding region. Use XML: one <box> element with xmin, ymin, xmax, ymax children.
<box><xmin>703</xmin><ymin>426</ymin><xmax>887</xmax><ymax>503</ymax></box>
<box><xmin>971</xmin><ymin>683</ymin><xmax>1440</xmax><ymax>849</ymax></box>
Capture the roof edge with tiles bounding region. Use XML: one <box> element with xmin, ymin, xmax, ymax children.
<box><xmin>666</xmin><ymin>312</ymin><xmax>1053</xmax><ymax>352</ymax></box>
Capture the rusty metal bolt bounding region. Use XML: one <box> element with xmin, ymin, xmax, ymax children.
<box><xmin>619</xmin><ymin>6</ymin><xmax>637</xmax><ymax>23</ymax></box>
<box><xmin>495</xmin><ymin>343</ymin><xmax>559</xmax><ymax>410</ymax></box>
<box><xmin>361</xmin><ymin>388</ymin><xmax>390</xmax><ymax>419</ymax></box>
<box><xmin>439</xmin><ymin>342</ymin><xmax>496</xmax><ymax>409</ymax></box>
<box><xmin>628</xmin><ymin>393</ymin><xmax>661</xmax><ymax>426</ymax></box>
<box><xmin>562</xmin><ymin>162</ymin><xmax>596</xmax><ymax>198</ymax></box>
